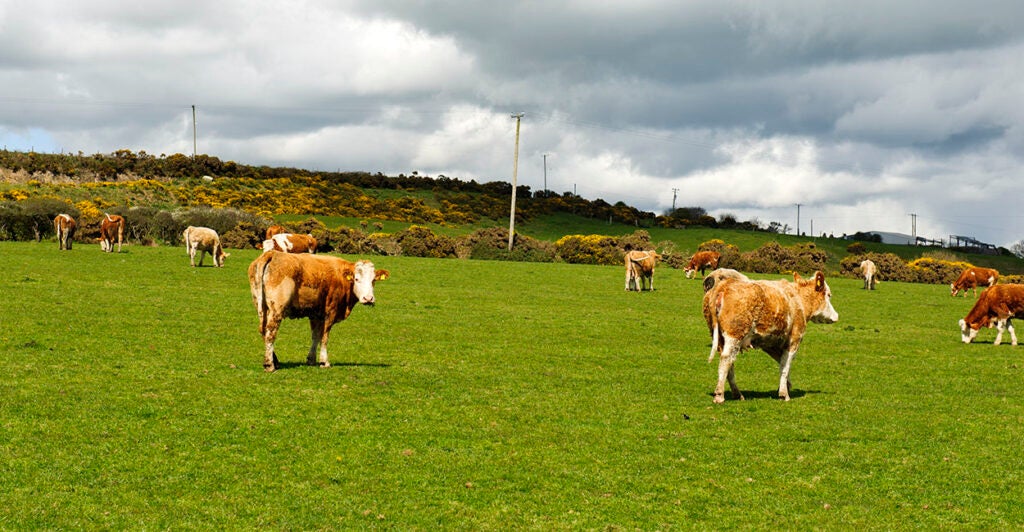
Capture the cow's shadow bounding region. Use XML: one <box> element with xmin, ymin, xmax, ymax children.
<box><xmin>274</xmin><ymin>361</ymin><xmax>392</xmax><ymax>370</ymax></box>
<box><xmin>709</xmin><ymin>388</ymin><xmax>823</xmax><ymax>401</ymax></box>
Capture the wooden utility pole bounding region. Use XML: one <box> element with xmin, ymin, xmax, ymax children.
<box><xmin>508</xmin><ymin>113</ymin><xmax>524</xmax><ymax>251</ymax></box>
<box><xmin>192</xmin><ymin>105</ymin><xmax>197</xmax><ymax>159</ymax></box>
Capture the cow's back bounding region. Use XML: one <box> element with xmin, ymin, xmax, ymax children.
<box><xmin>251</xmin><ymin>252</ymin><xmax>353</xmax><ymax>317</ymax></box>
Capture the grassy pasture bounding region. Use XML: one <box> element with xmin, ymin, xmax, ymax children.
<box><xmin>1</xmin><ymin>241</ymin><xmax>1022</xmax><ymax>529</ymax></box>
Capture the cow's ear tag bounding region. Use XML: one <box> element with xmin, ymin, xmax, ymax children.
<box><xmin>376</xmin><ymin>270</ymin><xmax>390</xmax><ymax>281</ymax></box>
<box><xmin>344</xmin><ymin>272</ymin><xmax>354</xmax><ymax>281</ymax></box>
<box><xmin>815</xmin><ymin>274</ymin><xmax>825</xmax><ymax>291</ymax></box>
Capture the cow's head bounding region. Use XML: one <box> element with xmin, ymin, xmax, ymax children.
<box><xmin>215</xmin><ymin>248</ymin><xmax>229</xmax><ymax>267</ymax></box>
<box><xmin>959</xmin><ymin>318</ymin><xmax>981</xmax><ymax>343</ymax></box>
<box><xmin>348</xmin><ymin>260</ymin><xmax>389</xmax><ymax>305</ymax></box>
<box><xmin>807</xmin><ymin>271</ymin><xmax>839</xmax><ymax>324</ymax></box>
<box><xmin>684</xmin><ymin>267</ymin><xmax>696</xmax><ymax>279</ymax></box>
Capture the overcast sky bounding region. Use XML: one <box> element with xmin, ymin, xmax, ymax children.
<box><xmin>1</xmin><ymin>1</ymin><xmax>1022</xmax><ymax>245</ymax></box>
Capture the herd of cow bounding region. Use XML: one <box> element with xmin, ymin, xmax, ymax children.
<box><xmin>52</xmin><ymin>212</ymin><xmax>1023</xmax><ymax>400</ymax></box>
<box><xmin>626</xmin><ymin>249</ymin><xmax>1024</xmax><ymax>403</ymax></box>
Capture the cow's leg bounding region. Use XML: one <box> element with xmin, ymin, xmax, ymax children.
<box><xmin>777</xmin><ymin>345</ymin><xmax>800</xmax><ymax>401</ymax></box>
<box><xmin>1008</xmin><ymin>319</ymin><xmax>1018</xmax><ymax>346</ymax></box>
<box><xmin>994</xmin><ymin>319</ymin><xmax>1007</xmax><ymax>346</ymax></box>
<box><xmin>189</xmin><ymin>248</ymin><xmax>196</xmax><ymax>267</ymax></box>
<box><xmin>307</xmin><ymin>318</ymin><xmax>326</xmax><ymax>366</ymax></box>
<box><xmin>714</xmin><ymin>339</ymin><xmax>742</xmax><ymax>403</ymax></box>
<box><xmin>767</xmin><ymin>351</ymin><xmax>793</xmax><ymax>394</ymax></box>
<box><xmin>262</xmin><ymin>318</ymin><xmax>282</xmax><ymax>372</ymax></box>
<box><xmin>625</xmin><ymin>266</ymin><xmax>632</xmax><ymax>291</ymax></box>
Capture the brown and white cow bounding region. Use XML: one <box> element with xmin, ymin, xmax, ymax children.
<box><xmin>704</xmin><ymin>271</ymin><xmax>838</xmax><ymax>403</ymax></box>
<box><xmin>860</xmin><ymin>259</ymin><xmax>877</xmax><ymax>290</ymax></box>
<box><xmin>54</xmin><ymin>213</ymin><xmax>77</xmax><ymax>250</ymax></box>
<box><xmin>951</xmin><ymin>267</ymin><xmax>999</xmax><ymax>297</ymax></box>
<box><xmin>183</xmin><ymin>226</ymin><xmax>228</xmax><ymax>267</ymax></box>
<box><xmin>959</xmin><ymin>284</ymin><xmax>1024</xmax><ymax>346</ymax></box>
<box><xmin>702</xmin><ymin>268</ymin><xmax>749</xmax><ymax>293</ymax></box>
<box><xmin>685</xmin><ymin>251</ymin><xmax>721</xmax><ymax>279</ymax></box>
<box><xmin>624</xmin><ymin>250</ymin><xmax>657</xmax><ymax>291</ymax></box>
<box><xmin>262</xmin><ymin>233</ymin><xmax>318</xmax><ymax>254</ymax></box>
<box><xmin>99</xmin><ymin>213</ymin><xmax>125</xmax><ymax>253</ymax></box>
<box><xmin>265</xmin><ymin>224</ymin><xmax>288</xmax><ymax>240</ymax></box>
<box><xmin>248</xmin><ymin>251</ymin><xmax>389</xmax><ymax>371</ymax></box>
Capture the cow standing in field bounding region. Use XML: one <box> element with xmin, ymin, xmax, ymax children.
<box><xmin>99</xmin><ymin>213</ymin><xmax>124</xmax><ymax>253</ymax></box>
<box><xmin>183</xmin><ymin>226</ymin><xmax>228</xmax><ymax>267</ymax></box>
<box><xmin>702</xmin><ymin>268</ymin><xmax>749</xmax><ymax>293</ymax></box>
<box><xmin>685</xmin><ymin>251</ymin><xmax>721</xmax><ymax>279</ymax></box>
<box><xmin>951</xmin><ymin>267</ymin><xmax>999</xmax><ymax>297</ymax></box>
<box><xmin>265</xmin><ymin>225</ymin><xmax>287</xmax><ymax>240</ymax></box>
<box><xmin>248</xmin><ymin>251</ymin><xmax>389</xmax><ymax>371</ymax></box>
<box><xmin>624</xmin><ymin>250</ymin><xmax>657</xmax><ymax>291</ymax></box>
<box><xmin>860</xmin><ymin>259</ymin><xmax>877</xmax><ymax>290</ymax></box>
<box><xmin>54</xmin><ymin>214</ymin><xmax>76</xmax><ymax>250</ymax></box>
<box><xmin>704</xmin><ymin>271</ymin><xmax>838</xmax><ymax>403</ymax></box>
<box><xmin>959</xmin><ymin>284</ymin><xmax>1024</xmax><ymax>346</ymax></box>
<box><xmin>262</xmin><ymin>233</ymin><xmax>318</xmax><ymax>254</ymax></box>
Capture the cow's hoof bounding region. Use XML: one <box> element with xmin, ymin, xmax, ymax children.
<box><xmin>319</xmin><ymin>362</ymin><xmax>331</xmax><ymax>368</ymax></box>
<box><xmin>779</xmin><ymin>394</ymin><xmax>790</xmax><ymax>401</ymax></box>
<box><xmin>264</xmin><ymin>365</ymin><xmax>276</xmax><ymax>373</ymax></box>
<box><xmin>713</xmin><ymin>395</ymin><xmax>725</xmax><ymax>404</ymax></box>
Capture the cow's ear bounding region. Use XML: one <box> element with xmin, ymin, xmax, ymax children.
<box><xmin>344</xmin><ymin>272</ymin><xmax>355</xmax><ymax>282</ymax></box>
<box><xmin>815</xmin><ymin>271</ymin><xmax>825</xmax><ymax>291</ymax></box>
<box><xmin>375</xmin><ymin>269</ymin><xmax>390</xmax><ymax>281</ymax></box>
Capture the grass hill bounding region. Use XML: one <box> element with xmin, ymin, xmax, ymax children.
<box><xmin>1</xmin><ymin>148</ymin><xmax>1022</xmax><ymax>274</ymax></box>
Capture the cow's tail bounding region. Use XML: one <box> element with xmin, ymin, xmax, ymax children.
<box><xmin>708</xmin><ymin>293</ymin><xmax>724</xmax><ymax>362</ymax></box>
<box><xmin>184</xmin><ymin>227</ymin><xmax>192</xmax><ymax>255</ymax></box>
<box><xmin>253</xmin><ymin>253</ymin><xmax>274</xmax><ymax>335</ymax></box>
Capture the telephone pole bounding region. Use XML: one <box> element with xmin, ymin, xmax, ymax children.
<box><xmin>910</xmin><ymin>213</ymin><xmax>917</xmax><ymax>242</ymax></box>
<box><xmin>508</xmin><ymin>113</ymin><xmax>524</xmax><ymax>252</ymax></box>
<box><xmin>192</xmin><ymin>105</ymin><xmax>197</xmax><ymax>159</ymax></box>
<box><xmin>542</xmin><ymin>153</ymin><xmax>548</xmax><ymax>197</ymax></box>
<box><xmin>672</xmin><ymin>188</ymin><xmax>679</xmax><ymax>212</ymax></box>
<box><xmin>795</xmin><ymin>203</ymin><xmax>802</xmax><ymax>236</ymax></box>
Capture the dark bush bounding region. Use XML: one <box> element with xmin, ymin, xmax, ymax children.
<box><xmin>392</xmin><ymin>225</ymin><xmax>457</xmax><ymax>258</ymax></box>
<box><xmin>839</xmin><ymin>252</ymin><xmax>915</xmax><ymax>283</ymax></box>
<box><xmin>0</xmin><ymin>198</ymin><xmax>77</xmax><ymax>241</ymax></box>
<box><xmin>737</xmin><ymin>241</ymin><xmax>830</xmax><ymax>274</ymax></box>
<box><xmin>458</xmin><ymin>227</ymin><xmax>557</xmax><ymax>262</ymax></box>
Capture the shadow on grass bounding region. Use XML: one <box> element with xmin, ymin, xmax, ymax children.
<box><xmin>707</xmin><ymin>388</ymin><xmax>825</xmax><ymax>401</ymax></box>
<box><xmin>273</xmin><ymin>360</ymin><xmax>392</xmax><ymax>370</ymax></box>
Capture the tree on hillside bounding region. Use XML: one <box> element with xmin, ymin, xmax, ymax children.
<box><xmin>1011</xmin><ymin>240</ymin><xmax>1024</xmax><ymax>259</ymax></box>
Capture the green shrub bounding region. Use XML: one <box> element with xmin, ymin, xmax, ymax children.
<box><xmin>458</xmin><ymin>227</ymin><xmax>557</xmax><ymax>262</ymax></box>
<box><xmin>839</xmin><ymin>252</ymin><xmax>915</xmax><ymax>282</ymax></box>
<box><xmin>392</xmin><ymin>225</ymin><xmax>457</xmax><ymax>258</ymax></box>
<box><xmin>554</xmin><ymin>234</ymin><xmax>622</xmax><ymax>265</ymax></box>
<box><xmin>737</xmin><ymin>241</ymin><xmax>830</xmax><ymax>274</ymax></box>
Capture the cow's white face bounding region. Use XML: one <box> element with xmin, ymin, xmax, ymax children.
<box><xmin>684</xmin><ymin>268</ymin><xmax>695</xmax><ymax>279</ymax></box>
<box><xmin>810</xmin><ymin>280</ymin><xmax>839</xmax><ymax>324</ymax></box>
<box><xmin>351</xmin><ymin>260</ymin><xmax>384</xmax><ymax>305</ymax></box>
<box><xmin>959</xmin><ymin>319</ymin><xmax>979</xmax><ymax>343</ymax></box>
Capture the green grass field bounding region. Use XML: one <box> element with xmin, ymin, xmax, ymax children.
<box><xmin>2</xmin><ymin>241</ymin><xmax>1022</xmax><ymax>529</ymax></box>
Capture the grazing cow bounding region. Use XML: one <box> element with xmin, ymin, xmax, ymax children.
<box><xmin>685</xmin><ymin>251</ymin><xmax>721</xmax><ymax>279</ymax></box>
<box><xmin>959</xmin><ymin>284</ymin><xmax>1024</xmax><ymax>346</ymax></box>
<box><xmin>99</xmin><ymin>213</ymin><xmax>124</xmax><ymax>253</ymax></box>
<box><xmin>702</xmin><ymin>268</ymin><xmax>749</xmax><ymax>293</ymax></box>
<box><xmin>262</xmin><ymin>233</ymin><xmax>318</xmax><ymax>254</ymax></box>
<box><xmin>860</xmin><ymin>259</ymin><xmax>877</xmax><ymax>290</ymax></box>
<box><xmin>624</xmin><ymin>250</ymin><xmax>657</xmax><ymax>291</ymax></box>
<box><xmin>704</xmin><ymin>271</ymin><xmax>838</xmax><ymax>403</ymax></box>
<box><xmin>248</xmin><ymin>251</ymin><xmax>389</xmax><ymax>371</ymax></box>
<box><xmin>54</xmin><ymin>214</ymin><xmax>76</xmax><ymax>250</ymax></box>
<box><xmin>183</xmin><ymin>226</ymin><xmax>228</xmax><ymax>267</ymax></box>
<box><xmin>951</xmin><ymin>267</ymin><xmax>999</xmax><ymax>297</ymax></box>
<box><xmin>265</xmin><ymin>224</ymin><xmax>288</xmax><ymax>240</ymax></box>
